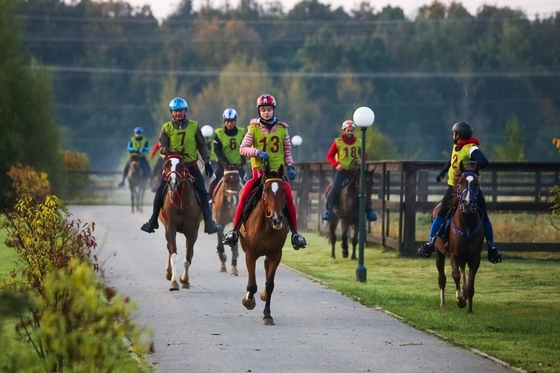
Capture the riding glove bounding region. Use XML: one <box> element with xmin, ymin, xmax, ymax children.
<box><xmin>204</xmin><ymin>162</ymin><xmax>214</xmax><ymax>177</ymax></box>
<box><xmin>258</xmin><ymin>151</ymin><xmax>269</xmax><ymax>160</ymax></box>
<box><xmin>288</xmin><ymin>168</ymin><xmax>297</xmax><ymax>180</ymax></box>
<box><xmin>436</xmin><ymin>171</ymin><xmax>446</xmax><ymax>183</ymax></box>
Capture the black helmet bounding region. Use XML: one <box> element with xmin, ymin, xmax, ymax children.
<box><xmin>452</xmin><ymin>121</ymin><xmax>472</xmax><ymax>139</ymax></box>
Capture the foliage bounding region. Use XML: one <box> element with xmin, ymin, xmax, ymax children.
<box><xmin>62</xmin><ymin>150</ymin><xmax>91</xmax><ymax>200</ymax></box>
<box><xmin>0</xmin><ymin>0</ymin><xmax>62</xmax><ymax>208</ymax></box>
<box><xmin>6</xmin><ymin>164</ymin><xmax>52</xmax><ymax>206</ymax></box>
<box><xmin>550</xmin><ymin>137</ymin><xmax>560</xmax><ymax>230</ymax></box>
<box><xmin>492</xmin><ymin>114</ymin><xmax>526</xmax><ymax>161</ymax></box>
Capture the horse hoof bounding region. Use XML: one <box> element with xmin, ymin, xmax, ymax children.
<box><xmin>242</xmin><ymin>297</ymin><xmax>256</xmax><ymax>310</ymax></box>
<box><xmin>260</xmin><ymin>290</ymin><xmax>268</xmax><ymax>302</ymax></box>
<box><xmin>456</xmin><ymin>298</ymin><xmax>467</xmax><ymax>308</ymax></box>
<box><xmin>220</xmin><ymin>265</ymin><xmax>227</xmax><ymax>273</ymax></box>
<box><xmin>181</xmin><ymin>282</ymin><xmax>190</xmax><ymax>289</ymax></box>
<box><xmin>262</xmin><ymin>317</ymin><xmax>274</xmax><ymax>326</ymax></box>
<box><xmin>342</xmin><ymin>249</ymin><xmax>349</xmax><ymax>258</ymax></box>
<box><xmin>230</xmin><ymin>266</ymin><xmax>238</xmax><ymax>276</ymax></box>
<box><xmin>169</xmin><ymin>281</ymin><xmax>179</xmax><ymax>291</ymax></box>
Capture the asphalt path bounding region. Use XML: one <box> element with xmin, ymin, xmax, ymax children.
<box><xmin>69</xmin><ymin>205</ymin><xmax>518</xmax><ymax>373</ymax></box>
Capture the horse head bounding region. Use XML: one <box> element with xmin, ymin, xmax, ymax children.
<box><xmin>222</xmin><ymin>163</ymin><xmax>243</xmax><ymax>207</ymax></box>
<box><xmin>163</xmin><ymin>153</ymin><xmax>187</xmax><ymax>192</ymax></box>
<box><xmin>455</xmin><ymin>162</ymin><xmax>480</xmax><ymax>214</ymax></box>
<box><xmin>262</xmin><ymin>162</ymin><xmax>286</xmax><ymax>230</ymax></box>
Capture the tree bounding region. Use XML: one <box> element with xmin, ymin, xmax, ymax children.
<box><xmin>492</xmin><ymin>114</ymin><xmax>526</xmax><ymax>161</ymax></box>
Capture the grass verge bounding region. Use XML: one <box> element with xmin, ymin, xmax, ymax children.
<box><xmin>282</xmin><ymin>230</ymin><xmax>560</xmax><ymax>373</ymax></box>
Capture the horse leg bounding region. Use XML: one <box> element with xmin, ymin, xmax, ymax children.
<box><xmin>465</xmin><ymin>255</ymin><xmax>481</xmax><ymax>314</ymax></box>
<box><xmin>435</xmin><ymin>249</ymin><xmax>446</xmax><ymax>308</ymax></box>
<box><xmin>260</xmin><ymin>254</ymin><xmax>281</xmax><ymax>326</ymax></box>
<box><xmin>230</xmin><ymin>244</ymin><xmax>239</xmax><ymax>276</ymax></box>
<box><xmin>129</xmin><ymin>186</ymin><xmax>135</xmax><ymax>213</ymax></box>
<box><xmin>216</xmin><ymin>228</ymin><xmax>227</xmax><ymax>273</ymax></box>
<box><xmin>180</xmin><ymin>232</ymin><xmax>196</xmax><ymax>289</ymax></box>
<box><xmin>166</xmin><ymin>229</ymin><xmax>180</xmax><ymax>291</ymax></box>
<box><xmin>351</xmin><ymin>225</ymin><xmax>359</xmax><ymax>261</ymax></box>
<box><xmin>340</xmin><ymin>225</ymin><xmax>349</xmax><ymax>259</ymax></box>
<box><xmin>242</xmin><ymin>253</ymin><xmax>257</xmax><ymax>311</ymax></box>
<box><xmin>450</xmin><ymin>255</ymin><xmax>466</xmax><ymax>308</ymax></box>
<box><xmin>328</xmin><ymin>221</ymin><xmax>337</xmax><ymax>259</ymax></box>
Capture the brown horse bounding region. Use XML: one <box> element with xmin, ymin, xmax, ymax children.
<box><xmin>239</xmin><ymin>163</ymin><xmax>288</xmax><ymax>325</ymax></box>
<box><xmin>159</xmin><ymin>152</ymin><xmax>202</xmax><ymax>291</ymax></box>
<box><xmin>433</xmin><ymin>162</ymin><xmax>484</xmax><ymax>315</ymax></box>
<box><xmin>212</xmin><ymin>162</ymin><xmax>244</xmax><ymax>275</ymax></box>
<box><xmin>325</xmin><ymin>168</ymin><xmax>374</xmax><ymax>260</ymax></box>
<box><xmin>127</xmin><ymin>153</ymin><xmax>147</xmax><ymax>213</ymax></box>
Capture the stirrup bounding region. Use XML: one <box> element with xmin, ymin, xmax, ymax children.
<box><xmin>366</xmin><ymin>211</ymin><xmax>377</xmax><ymax>221</ymax></box>
<box><xmin>487</xmin><ymin>247</ymin><xmax>502</xmax><ymax>264</ymax></box>
<box><xmin>141</xmin><ymin>218</ymin><xmax>158</xmax><ymax>233</ymax></box>
<box><xmin>291</xmin><ymin>233</ymin><xmax>307</xmax><ymax>250</ymax></box>
<box><xmin>417</xmin><ymin>242</ymin><xmax>433</xmax><ymax>258</ymax></box>
<box><xmin>222</xmin><ymin>230</ymin><xmax>238</xmax><ymax>247</ymax></box>
<box><xmin>204</xmin><ymin>221</ymin><xmax>222</xmax><ymax>234</ymax></box>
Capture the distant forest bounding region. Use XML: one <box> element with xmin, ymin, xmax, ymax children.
<box><xmin>14</xmin><ymin>0</ymin><xmax>560</xmax><ymax>168</ymax></box>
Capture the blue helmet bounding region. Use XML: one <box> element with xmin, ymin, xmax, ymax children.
<box><xmin>222</xmin><ymin>108</ymin><xmax>238</xmax><ymax>121</ymax></box>
<box><xmin>134</xmin><ymin>126</ymin><xmax>143</xmax><ymax>134</ymax></box>
<box><xmin>169</xmin><ymin>97</ymin><xmax>188</xmax><ymax>111</ymax></box>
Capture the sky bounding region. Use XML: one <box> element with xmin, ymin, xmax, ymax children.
<box><xmin>124</xmin><ymin>0</ymin><xmax>560</xmax><ymax>21</ymax></box>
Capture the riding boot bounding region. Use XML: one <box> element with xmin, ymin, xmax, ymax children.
<box><xmin>322</xmin><ymin>192</ymin><xmax>336</xmax><ymax>220</ymax></box>
<box><xmin>483</xmin><ymin>219</ymin><xmax>502</xmax><ymax>264</ymax></box>
<box><xmin>417</xmin><ymin>215</ymin><xmax>445</xmax><ymax>258</ymax></box>
<box><xmin>199</xmin><ymin>191</ymin><xmax>222</xmax><ymax>234</ymax></box>
<box><xmin>118</xmin><ymin>163</ymin><xmax>130</xmax><ymax>187</ymax></box>
<box><xmin>284</xmin><ymin>206</ymin><xmax>306</xmax><ymax>250</ymax></box>
<box><xmin>141</xmin><ymin>182</ymin><xmax>164</xmax><ymax>233</ymax></box>
<box><xmin>365</xmin><ymin>205</ymin><xmax>378</xmax><ymax>222</ymax></box>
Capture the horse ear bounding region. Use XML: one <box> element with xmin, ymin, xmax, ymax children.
<box><xmin>279</xmin><ymin>164</ymin><xmax>284</xmax><ymax>176</ymax></box>
<box><xmin>264</xmin><ymin>160</ymin><xmax>271</xmax><ymax>176</ymax></box>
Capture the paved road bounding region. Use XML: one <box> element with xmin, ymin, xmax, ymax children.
<box><xmin>69</xmin><ymin>206</ymin><xmax>518</xmax><ymax>373</ymax></box>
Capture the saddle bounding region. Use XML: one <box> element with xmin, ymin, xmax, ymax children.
<box><xmin>241</xmin><ymin>178</ymin><xmax>264</xmax><ymax>220</ymax></box>
<box><xmin>436</xmin><ymin>207</ymin><xmax>484</xmax><ymax>249</ymax></box>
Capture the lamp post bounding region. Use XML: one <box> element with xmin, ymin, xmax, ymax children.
<box><xmin>201</xmin><ymin>125</ymin><xmax>214</xmax><ymax>140</ymax></box>
<box><xmin>353</xmin><ymin>106</ymin><xmax>375</xmax><ymax>283</ymax></box>
<box><xmin>291</xmin><ymin>135</ymin><xmax>303</xmax><ymax>162</ymax></box>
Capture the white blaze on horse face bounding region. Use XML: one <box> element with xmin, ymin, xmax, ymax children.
<box><xmin>169</xmin><ymin>157</ymin><xmax>180</xmax><ymax>185</ymax></box>
<box><xmin>271</xmin><ymin>181</ymin><xmax>280</xmax><ymax>195</ymax></box>
<box><xmin>465</xmin><ymin>175</ymin><xmax>474</xmax><ymax>203</ymax></box>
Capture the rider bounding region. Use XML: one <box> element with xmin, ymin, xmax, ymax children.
<box><xmin>417</xmin><ymin>121</ymin><xmax>502</xmax><ymax>264</ymax></box>
<box><xmin>118</xmin><ymin>126</ymin><xmax>151</xmax><ymax>187</ymax></box>
<box><xmin>140</xmin><ymin>97</ymin><xmax>222</xmax><ymax>235</ymax></box>
<box><xmin>222</xmin><ymin>94</ymin><xmax>307</xmax><ymax>250</ymax></box>
<box><xmin>321</xmin><ymin>120</ymin><xmax>377</xmax><ymax>222</ymax></box>
<box><xmin>207</xmin><ymin>108</ymin><xmax>247</xmax><ymax>198</ymax></box>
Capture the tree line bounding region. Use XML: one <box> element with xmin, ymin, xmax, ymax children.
<box><xmin>2</xmin><ymin>0</ymin><xmax>559</xmax><ymax>177</ymax></box>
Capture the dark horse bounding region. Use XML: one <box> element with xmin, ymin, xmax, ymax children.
<box><xmin>325</xmin><ymin>167</ymin><xmax>374</xmax><ymax>260</ymax></box>
<box><xmin>211</xmin><ymin>162</ymin><xmax>244</xmax><ymax>275</ymax></box>
<box><xmin>433</xmin><ymin>162</ymin><xmax>484</xmax><ymax>315</ymax></box>
<box><xmin>127</xmin><ymin>152</ymin><xmax>148</xmax><ymax>213</ymax></box>
<box><xmin>159</xmin><ymin>152</ymin><xmax>202</xmax><ymax>291</ymax></box>
<box><xmin>239</xmin><ymin>163</ymin><xmax>288</xmax><ymax>325</ymax></box>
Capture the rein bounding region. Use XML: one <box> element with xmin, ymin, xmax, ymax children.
<box><xmin>452</xmin><ymin>171</ymin><xmax>483</xmax><ymax>240</ymax></box>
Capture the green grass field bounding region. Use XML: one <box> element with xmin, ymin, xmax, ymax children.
<box><xmin>282</xmin><ymin>231</ymin><xmax>560</xmax><ymax>373</ymax></box>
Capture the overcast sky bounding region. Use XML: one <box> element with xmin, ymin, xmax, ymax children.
<box><xmin>124</xmin><ymin>0</ymin><xmax>560</xmax><ymax>21</ymax></box>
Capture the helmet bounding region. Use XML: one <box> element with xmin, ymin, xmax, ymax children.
<box><xmin>452</xmin><ymin>121</ymin><xmax>473</xmax><ymax>139</ymax></box>
<box><xmin>341</xmin><ymin>120</ymin><xmax>356</xmax><ymax>130</ymax></box>
<box><xmin>169</xmin><ymin>97</ymin><xmax>188</xmax><ymax>111</ymax></box>
<box><xmin>256</xmin><ymin>94</ymin><xmax>276</xmax><ymax>109</ymax></box>
<box><xmin>222</xmin><ymin>108</ymin><xmax>238</xmax><ymax>121</ymax></box>
<box><xmin>134</xmin><ymin>126</ymin><xmax>143</xmax><ymax>134</ymax></box>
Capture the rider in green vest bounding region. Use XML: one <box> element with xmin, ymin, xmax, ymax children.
<box><xmin>118</xmin><ymin>127</ymin><xmax>151</xmax><ymax>187</ymax></box>
<box><xmin>321</xmin><ymin>120</ymin><xmax>377</xmax><ymax>222</ymax></box>
<box><xmin>208</xmin><ymin>108</ymin><xmax>247</xmax><ymax>198</ymax></box>
<box><xmin>417</xmin><ymin>121</ymin><xmax>502</xmax><ymax>264</ymax></box>
<box><xmin>140</xmin><ymin>97</ymin><xmax>222</xmax><ymax>235</ymax></box>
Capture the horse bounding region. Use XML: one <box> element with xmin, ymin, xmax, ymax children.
<box><xmin>325</xmin><ymin>167</ymin><xmax>374</xmax><ymax>260</ymax></box>
<box><xmin>159</xmin><ymin>152</ymin><xmax>202</xmax><ymax>291</ymax></box>
<box><xmin>211</xmin><ymin>162</ymin><xmax>244</xmax><ymax>275</ymax></box>
<box><xmin>127</xmin><ymin>153</ymin><xmax>148</xmax><ymax>213</ymax></box>
<box><xmin>238</xmin><ymin>162</ymin><xmax>288</xmax><ymax>325</ymax></box>
<box><xmin>433</xmin><ymin>162</ymin><xmax>484</xmax><ymax>315</ymax></box>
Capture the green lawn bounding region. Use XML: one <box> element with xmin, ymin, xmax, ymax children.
<box><xmin>282</xmin><ymin>230</ymin><xmax>560</xmax><ymax>373</ymax></box>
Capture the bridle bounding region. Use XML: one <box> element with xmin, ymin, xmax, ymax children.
<box><xmin>456</xmin><ymin>171</ymin><xmax>480</xmax><ymax>214</ymax></box>
<box><xmin>222</xmin><ymin>169</ymin><xmax>242</xmax><ymax>207</ymax></box>
<box><xmin>262</xmin><ymin>177</ymin><xmax>286</xmax><ymax>223</ymax></box>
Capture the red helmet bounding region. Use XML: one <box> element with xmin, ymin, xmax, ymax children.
<box><xmin>256</xmin><ymin>94</ymin><xmax>276</xmax><ymax>109</ymax></box>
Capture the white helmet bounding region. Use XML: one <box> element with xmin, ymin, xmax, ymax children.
<box><xmin>341</xmin><ymin>120</ymin><xmax>356</xmax><ymax>130</ymax></box>
<box><xmin>222</xmin><ymin>108</ymin><xmax>238</xmax><ymax>121</ymax></box>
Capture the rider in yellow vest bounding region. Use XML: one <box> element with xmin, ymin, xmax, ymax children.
<box><xmin>207</xmin><ymin>108</ymin><xmax>247</xmax><ymax>198</ymax></box>
<box><xmin>118</xmin><ymin>127</ymin><xmax>151</xmax><ymax>187</ymax></box>
<box><xmin>321</xmin><ymin>120</ymin><xmax>377</xmax><ymax>222</ymax></box>
<box><xmin>140</xmin><ymin>97</ymin><xmax>222</xmax><ymax>235</ymax></box>
<box><xmin>417</xmin><ymin>121</ymin><xmax>502</xmax><ymax>264</ymax></box>
<box><xmin>222</xmin><ymin>94</ymin><xmax>306</xmax><ymax>250</ymax></box>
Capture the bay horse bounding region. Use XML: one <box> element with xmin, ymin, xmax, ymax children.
<box><xmin>211</xmin><ymin>162</ymin><xmax>244</xmax><ymax>275</ymax></box>
<box><xmin>159</xmin><ymin>152</ymin><xmax>202</xmax><ymax>291</ymax></box>
<box><xmin>127</xmin><ymin>153</ymin><xmax>147</xmax><ymax>213</ymax></box>
<box><xmin>325</xmin><ymin>167</ymin><xmax>374</xmax><ymax>260</ymax></box>
<box><xmin>433</xmin><ymin>162</ymin><xmax>484</xmax><ymax>315</ymax></box>
<box><xmin>239</xmin><ymin>162</ymin><xmax>288</xmax><ymax>325</ymax></box>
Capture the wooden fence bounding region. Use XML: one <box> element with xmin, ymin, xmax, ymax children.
<box><xmin>63</xmin><ymin>161</ymin><xmax>560</xmax><ymax>254</ymax></box>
